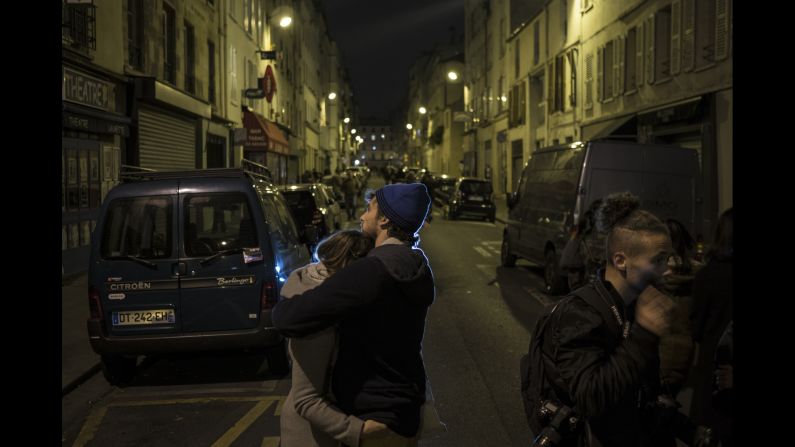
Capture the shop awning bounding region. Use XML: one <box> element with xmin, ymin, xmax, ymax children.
<box><xmin>580</xmin><ymin>114</ymin><xmax>636</xmax><ymax>141</ymax></box>
<box><xmin>242</xmin><ymin>110</ymin><xmax>289</xmax><ymax>155</ymax></box>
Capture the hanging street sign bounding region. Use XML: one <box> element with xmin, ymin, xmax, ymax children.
<box><xmin>258</xmin><ymin>50</ymin><xmax>278</xmax><ymax>60</ymax></box>
<box><xmin>261</xmin><ymin>65</ymin><xmax>277</xmax><ymax>103</ymax></box>
<box><xmin>244</xmin><ymin>88</ymin><xmax>266</xmax><ymax>99</ymax></box>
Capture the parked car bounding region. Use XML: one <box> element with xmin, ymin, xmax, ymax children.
<box><xmin>443</xmin><ymin>177</ymin><xmax>496</xmax><ymax>222</ymax></box>
<box><xmin>278</xmin><ymin>183</ymin><xmax>338</xmax><ymax>247</ymax></box>
<box><xmin>318</xmin><ymin>184</ymin><xmax>343</xmax><ymax>230</ymax></box>
<box><xmin>88</xmin><ymin>167</ymin><xmax>315</xmax><ymax>385</ymax></box>
<box><xmin>501</xmin><ymin>140</ymin><xmax>703</xmax><ymax>294</ymax></box>
<box><xmin>432</xmin><ymin>174</ymin><xmax>458</xmax><ymax>204</ymax></box>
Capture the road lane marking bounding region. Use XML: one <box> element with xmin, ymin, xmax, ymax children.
<box><xmin>211</xmin><ymin>398</ymin><xmax>278</xmax><ymax>447</ymax></box>
<box><xmin>473</xmin><ymin>246</ymin><xmax>492</xmax><ymax>257</ymax></box>
<box><xmin>261</xmin><ymin>437</ymin><xmax>281</xmax><ymax>447</ymax></box>
<box><xmin>71</xmin><ymin>406</ymin><xmax>108</xmax><ymax>447</ymax></box>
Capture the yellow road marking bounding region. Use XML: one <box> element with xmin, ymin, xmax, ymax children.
<box><xmin>70</xmin><ymin>395</ymin><xmax>287</xmax><ymax>446</ymax></box>
<box><xmin>211</xmin><ymin>398</ymin><xmax>278</xmax><ymax>447</ymax></box>
<box><xmin>273</xmin><ymin>397</ymin><xmax>285</xmax><ymax>416</ymax></box>
<box><xmin>71</xmin><ymin>406</ymin><xmax>108</xmax><ymax>447</ymax></box>
<box><xmin>261</xmin><ymin>436</ymin><xmax>281</xmax><ymax>447</ymax></box>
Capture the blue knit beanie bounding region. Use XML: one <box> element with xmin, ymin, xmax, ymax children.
<box><xmin>375</xmin><ymin>183</ymin><xmax>431</xmax><ymax>234</ymax></box>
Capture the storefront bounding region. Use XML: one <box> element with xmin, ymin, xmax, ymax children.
<box><xmin>62</xmin><ymin>64</ymin><xmax>130</xmax><ymax>277</ymax></box>
<box><xmin>241</xmin><ymin>109</ymin><xmax>290</xmax><ymax>184</ymax></box>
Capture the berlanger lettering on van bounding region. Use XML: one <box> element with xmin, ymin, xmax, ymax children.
<box><xmin>217</xmin><ymin>276</ymin><xmax>255</xmax><ymax>286</ymax></box>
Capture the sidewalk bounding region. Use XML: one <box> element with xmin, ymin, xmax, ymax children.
<box><xmin>62</xmin><ymin>273</ymin><xmax>101</xmax><ymax>393</ymax></box>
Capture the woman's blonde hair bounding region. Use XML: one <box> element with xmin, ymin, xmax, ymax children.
<box><xmin>315</xmin><ymin>230</ymin><xmax>374</xmax><ymax>274</ymax></box>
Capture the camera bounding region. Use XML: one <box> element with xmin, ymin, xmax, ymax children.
<box><xmin>532</xmin><ymin>400</ymin><xmax>581</xmax><ymax>447</ymax></box>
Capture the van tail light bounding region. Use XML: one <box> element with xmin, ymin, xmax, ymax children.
<box><xmin>312</xmin><ymin>209</ymin><xmax>323</xmax><ymax>225</ymax></box>
<box><xmin>89</xmin><ymin>286</ymin><xmax>103</xmax><ymax>319</ymax></box>
<box><xmin>261</xmin><ymin>279</ymin><xmax>279</xmax><ymax>310</ymax></box>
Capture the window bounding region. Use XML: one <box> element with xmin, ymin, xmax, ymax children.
<box><xmin>163</xmin><ymin>4</ymin><xmax>176</xmax><ymax>84</ymax></box>
<box><xmin>561</xmin><ymin>0</ymin><xmax>568</xmax><ymax>42</ymax></box>
<box><xmin>208</xmin><ymin>41</ymin><xmax>216</xmax><ymax>104</ymax></box>
<box><xmin>626</xmin><ymin>28</ymin><xmax>638</xmax><ymax>91</ymax></box>
<box><xmin>602</xmin><ymin>41</ymin><xmax>614</xmax><ymax>100</ymax></box>
<box><xmin>230</xmin><ymin>46</ymin><xmax>238</xmax><ymax>104</ymax></box>
<box><xmin>533</xmin><ymin>22</ymin><xmax>540</xmax><ymax>65</ymax></box>
<box><xmin>500</xmin><ymin>18</ymin><xmax>506</xmax><ymax>56</ymax></box>
<box><xmin>127</xmin><ymin>0</ymin><xmax>144</xmax><ymax>69</ymax></box>
<box><xmin>550</xmin><ymin>55</ymin><xmax>564</xmax><ymax>112</ymax></box>
<box><xmin>498</xmin><ymin>75</ymin><xmax>505</xmax><ymax>114</ymax></box>
<box><xmin>567</xmin><ymin>50</ymin><xmax>577</xmax><ymax>107</ymax></box>
<box><xmin>695</xmin><ymin>0</ymin><xmax>716</xmax><ymax>68</ymax></box>
<box><xmin>184</xmin><ymin>193</ymin><xmax>255</xmax><ymax>256</ymax></box>
<box><xmin>62</xmin><ymin>2</ymin><xmax>96</xmax><ymax>51</ymax></box>
<box><xmin>514</xmin><ymin>38</ymin><xmax>521</xmax><ymax>79</ymax></box>
<box><xmin>654</xmin><ymin>6</ymin><xmax>672</xmax><ymax>80</ymax></box>
<box><xmin>184</xmin><ymin>21</ymin><xmax>196</xmax><ymax>94</ymax></box>
<box><xmin>100</xmin><ymin>196</ymin><xmax>173</xmax><ymax>259</ymax></box>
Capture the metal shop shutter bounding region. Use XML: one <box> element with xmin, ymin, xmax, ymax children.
<box><xmin>138</xmin><ymin>106</ymin><xmax>196</xmax><ymax>171</ymax></box>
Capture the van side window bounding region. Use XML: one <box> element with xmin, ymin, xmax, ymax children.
<box><xmin>101</xmin><ymin>196</ymin><xmax>173</xmax><ymax>259</ymax></box>
<box><xmin>257</xmin><ymin>191</ymin><xmax>300</xmax><ymax>255</ymax></box>
<box><xmin>184</xmin><ymin>193</ymin><xmax>255</xmax><ymax>256</ymax></box>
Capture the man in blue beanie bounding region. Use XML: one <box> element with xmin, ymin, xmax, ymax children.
<box><xmin>273</xmin><ymin>183</ymin><xmax>435</xmax><ymax>446</ymax></box>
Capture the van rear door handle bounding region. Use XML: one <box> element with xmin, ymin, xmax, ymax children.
<box><xmin>173</xmin><ymin>262</ymin><xmax>187</xmax><ymax>276</ymax></box>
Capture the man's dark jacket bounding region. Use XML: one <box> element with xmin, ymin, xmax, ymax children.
<box><xmin>272</xmin><ymin>242</ymin><xmax>435</xmax><ymax>438</ymax></box>
<box><xmin>540</xmin><ymin>274</ymin><xmax>694</xmax><ymax>446</ymax></box>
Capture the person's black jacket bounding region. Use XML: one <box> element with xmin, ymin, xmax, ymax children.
<box><xmin>541</xmin><ymin>275</ymin><xmax>694</xmax><ymax>447</ymax></box>
<box><xmin>272</xmin><ymin>242</ymin><xmax>435</xmax><ymax>438</ymax></box>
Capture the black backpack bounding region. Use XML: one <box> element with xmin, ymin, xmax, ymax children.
<box><xmin>520</xmin><ymin>283</ymin><xmax>624</xmax><ymax>442</ymax></box>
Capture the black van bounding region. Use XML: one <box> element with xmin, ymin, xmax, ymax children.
<box><xmin>87</xmin><ymin>166</ymin><xmax>313</xmax><ymax>384</ymax></box>
<box><xmin>501</xmin><ymin>140</ymin><xmax>702</xmax><ymax>294</ymax></box>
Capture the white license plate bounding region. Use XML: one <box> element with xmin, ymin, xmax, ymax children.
<box><xmin>112</xmin><ymin>309</ymin><xmax>175</xmax><ymax>326</ymax></box>
<box><xmin>468</xmin><ymin>195</ymin><xmax>483</xmax><ymax>201</ymax></box>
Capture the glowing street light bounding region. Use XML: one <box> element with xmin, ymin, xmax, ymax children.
<box><xmin>406</xmin><ymin>123</ymin><xmax>413</xmax><ymax>130</ymax></box>
<box><xmin>418</xmin><ymin>106</ymin><xmax>427</xmax><ymax>114</ymax></box>
<box><xmin>328</xmin><ymin>92</ymin><xmax>337</xmax><ymax>100</ymax></box>
<box><xmin>343</xmin><ymin>117</ymin><xmax>350</xmax><ymax>124</ymax></box>
<box><xmin>351</xmin><ymin>128</ymin><xmax>357</xmax><ymax>134</ymax></box>
<box><xmin>279</xmin><ymin>16</ymin><xmax>293</xmax><ymax>28</ymax></box>
<box><xmin>447</xmin><ymin>71</ymin><xmax>459</xmax><ymax>81</ymax></box>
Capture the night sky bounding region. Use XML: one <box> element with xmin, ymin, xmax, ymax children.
<box><xmin>321</xmin><ymin>0</ymin><xmax>465</xmax><ymax>122</ymax></box>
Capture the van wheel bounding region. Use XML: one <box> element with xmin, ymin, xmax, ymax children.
<box><xmin>266</xmin><ymin>341</ymin><xmax>291</xmax><ymax>375</ymax></box>
<box><xmin>501</xmin><ymin>237</ymin><xmax>517</xmax><ymax>267</ymax></box>
<box><xmin>544</xmin><ymin>250</ymin><xmax>568</xmax><ymax>295</ymax></box>
<box><xmin>101</xmin><ymin>355</ymin><xmax>137</xmax><ymax>386</ymax></box>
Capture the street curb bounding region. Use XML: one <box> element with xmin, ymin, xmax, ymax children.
<box><xmin>62</xmin><ymin>363</ymin><xmax>101</xmax><ymax>397</ymax></box>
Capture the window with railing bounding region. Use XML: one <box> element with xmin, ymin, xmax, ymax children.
<box><xmin>127</xmin><ymin>0</ymin><xmax>144</xmax><ymax>69</ymax></box>
<box><xmin>184</xmin><ymin>21</ymin><xmax>196</xmax><ymax>94</ymax></box>
<box><xmin>654</xmin><ymin>6</ymin><xmax>672</xmax><ymax>80</ymax></box>
<box><xmin>62</xmin><ymin>2</ymin><xmax>96</xmax><ymax>51</ymax></box>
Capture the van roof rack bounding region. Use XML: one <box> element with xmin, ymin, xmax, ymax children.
<box><xmin>120</xmin><ymin>159</ymin><xmax>273</xmax><ymax>183</ymax></box>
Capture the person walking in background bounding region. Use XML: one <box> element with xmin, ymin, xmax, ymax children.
<box><xmin>688</xmin><ymin>208</ymin><xmax>733</xmax><ymax>432</ymax></box>
<box><xmin>342</xmin><ymin>171</ymin><xmax>359</xmax><ymax>220</ymax></box>
<box><xmin>658</xmin><ymin>218</ymin><xmax>703</xmax><ymax>397</ymax></box>
<box><xmin>279</xmin><ymin>230</ymin><xmax>375</xmax><ymax>447</ymax></box>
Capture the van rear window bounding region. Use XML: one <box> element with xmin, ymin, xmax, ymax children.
<box><xmin>101</xmin><ymin>196</ymin><xmax>173</xmax><ymax>259</ymax></box>
<box><xmin>184</xmin><ymin>193</ymin><xmax>257</xmax><ymax>256</ymax></box>
<box><xmin>460</xmin><ymin>181</ymin><xmax>492</xmax><ymax>195</ymax></box>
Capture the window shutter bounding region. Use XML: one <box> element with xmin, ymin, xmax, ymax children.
<box><xmin>596</xmin><ymin>47</ymin><xmax>602</xmax><ymax>103</ymax></box>
<box><xmin>636</xmin><ymin>22</ymin><xmax>644</xmax><ymax>85</ymax></box>
<box><xmin>585</xmin><ymin>53</ymin><xmax>593</xmax><ymax>108</ymax></box>
<box><xmin>646</xmin><ymin>15</ymin><xmax>655</xmax><ymax>84</ymax></box>
<box><xmin>520</xmin><ymin>80</ymin><xmax>527</xmax><ymax>123</ymax></box>
<box><xmin>715</xmin><ymin>0</ymin><xmax>729</xmax><ymax>60</ymax></box>
<box><xmin>681</xmin><ymin>0</ymin><xmax>695</xmax><ymax>71</ymax></box>
<box><xmin>671</xmin><ymin>0</ymin><xmax>681</xmax><ymax>75</ymax></box>
<box><xmin>548</xmin><ymin>62</ymin><xmax>554</xmax><ymax>111</ymax></box>
<box><xmin>618</xmin><ymin>37</ymin><xmax>626</xmax><ymax>94</ymax></box>
<box><xmin>612</xmin><ymin>39</ymin><xmax>620</xmax><ymax>99</ymax></box>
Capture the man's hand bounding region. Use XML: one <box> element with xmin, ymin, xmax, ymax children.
<box><xmin>361</xmin><ymin>419</ymin><xmax>390</xmax><ymax>439</ymax></box>
<box><xmin>636</xmin><ymin>285</ymin><xmax>675</xmax><ymax>337</ymax></box>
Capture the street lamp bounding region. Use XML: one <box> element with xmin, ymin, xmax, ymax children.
<box><xmin>351</xmin><ymin>128</ymin><xmax>357</xmax><ymax>134</ymax></box>
<box><xmin>328</xmin><ymin>92</ymin><xmax>337</xmax><ymax>100</ymax></box>
<box><xmin>406</xmin><ymin>123</ymin><xmax>413</xmax><ymax>130</ymax></box>
<box><xmin>447</xmin><ymin>71</ymin><xmax>459</xmax><ymax>81</ymax></box>
<box><xmin>343</xmin><ymin>117</ymin><xmax>350</xmax><ymax>124</ymax></box>
<box><xmin>419</xmin><ymin>106</ymin><xmax>427</xmax><ymax>114</ymax></box>
<box><xmin>267</xmin><ymin>6</ymin><xmax>294</xmax><ymax>28</ymax></box>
